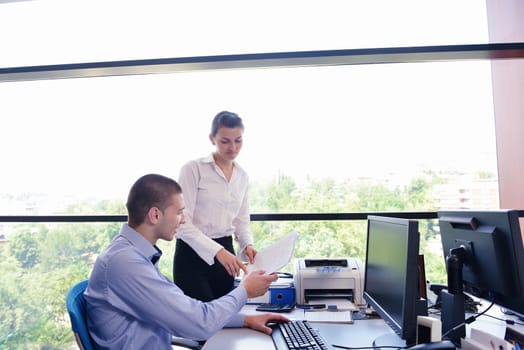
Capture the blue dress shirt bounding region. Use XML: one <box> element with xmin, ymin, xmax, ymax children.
<box><xmin>84</xmin><ymin>224</ymin><xmax>247</xmax><ymax>350</ymax></box>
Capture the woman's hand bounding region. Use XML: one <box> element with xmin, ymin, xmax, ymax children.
<box><xmin>245</xmin><ymin>245</ymin><xmax>258</xmax><ymax>264</ymax></box>
<box><xmin>215</xmin><ymin>248</ymin><xmax>247</xmax><ymax>276</ymax></box>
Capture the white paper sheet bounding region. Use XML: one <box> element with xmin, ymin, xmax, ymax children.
<box><xmin>304</xmin><ymin>310</ymin><xmax>353</xmax><ymax>324</ymax></box>
<box><xmin>246</xmin><ymin>231</ymin><xmax>298</xmax><ymax>274</ymax></box>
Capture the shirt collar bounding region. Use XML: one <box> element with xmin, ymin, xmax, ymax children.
<box><xmin>203</xmin><ymin>153</ymin><xmax>216</xmax><ymax>164</ymax></box>
<box><xmin>203</xmin><ymin>152</ymin><xmax>244</xmax><ymax>172</ymax></box>
<box><xmin>120</xmin><ymin>223</ymin><xmax>162</xmax><ymax>264</ymax></box>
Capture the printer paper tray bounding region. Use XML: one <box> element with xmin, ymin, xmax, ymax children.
<box><xmin>307</xmin><ymin>293</ymin><xmax>351</xmax><ymax>299</ymax></box>
<box><xmin>305</xmin><ymin>297</ymin><xmax>357</xmax><ymax>311</ymax></box>
<box><xmin>305</xmin><ymin>289</ymin><xmax>353</xmax><ymax>301</ymax></box>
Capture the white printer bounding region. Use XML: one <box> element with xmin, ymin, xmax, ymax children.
<box><xmin>295</xmin><ymin>258</ymin><xmax>365</xmax><ymax>307</ymax></box>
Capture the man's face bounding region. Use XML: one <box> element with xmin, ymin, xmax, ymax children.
<box><xmin>157</xmin><ymin>193</ymin><xmax>186</xmax><ymax>242</ymax></box>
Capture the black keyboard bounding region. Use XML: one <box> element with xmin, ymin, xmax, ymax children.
<box><xmin>271</xmin><ymin>320</ymin><xmax>329</xmax><ymax>350</ymax></box>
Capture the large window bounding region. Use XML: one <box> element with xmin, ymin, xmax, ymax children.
<box><xmin>0</xmin><ymin>1</ymin><xmax>506</xmax><ymax>349</ymax></box>
<box><xmin>0</xmin><ymin>60</ymin><xmax>497</xmax><ymax>215</ymax></box>
<box><xmin>1</xmin><ymin>1</ymin><xmax>495</xmax><ymax>216</ymax></box>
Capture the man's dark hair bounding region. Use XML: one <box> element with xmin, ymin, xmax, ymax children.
<box><xmin>126</xmin><ymin>174</ymin><xmax>182</xmax><ymax>227</ymax></box>
<box><xmin>211</xmin><ymin>111</ymin><xmax>244</xmax><ymax>137</ymax></box>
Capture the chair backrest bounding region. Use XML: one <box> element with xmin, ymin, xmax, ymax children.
<box><xmin>66</xmin><ymin>279</ymin><xmax>95</xmax><ymax>350</ymax></box>
<box><xmin>66</xmin><ymin>279</ymin><xmax>201</xmax><ymax>350</ymax></box>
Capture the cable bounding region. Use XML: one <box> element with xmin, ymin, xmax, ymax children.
<box><xmin>500</xmin><ymin>307</ymin><xmax>524</xmax><ymax>321</ymax></box>
<box><xmin>484</xmin><ymin>311</ymin><xmax>524</xmax><ymax>326</ymax></box>
<box><xmin>428</xmin><ymin>301</ymin><xmax>442</xmax><ymax>310</ymax></box>
<box><xmin>441</xmin><ymin>300</ymin><xmax>495</xmax><ymax>339</ymax></box>
<box><xmin>333</xmin><ymin>345</ymin><xmax>405</xmax><ymax>350</ymax></box>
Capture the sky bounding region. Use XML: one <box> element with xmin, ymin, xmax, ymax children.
<box><xmin>0</xmin><ymin>1</ymin><xmax>497</xmax><ymax>202</ymax></box>
<box><xmin>0</xmin><ymin>1</ymin><xmax>489</xmax><ymax>66</ymax></box>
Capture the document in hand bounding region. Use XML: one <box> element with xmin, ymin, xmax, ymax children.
<box><xmin>246</xmin><ymin>231</ymin><xmax>298</xmax><ymax>274</ymax></box>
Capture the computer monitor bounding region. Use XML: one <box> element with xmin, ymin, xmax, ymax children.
<box><xmin>363</xmin><ymin>215</ymin><xmax>428</xmax><ymax>347</ymax></box>
<box><xmin>438</xmin><ymin>209</ymin><xmax>524</xmax><ymax>344</ymax></box>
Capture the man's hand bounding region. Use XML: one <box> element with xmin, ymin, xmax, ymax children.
<box><xmin>243</xmin><ymin>313</ymin><xmax>290</xmax><ymax>335</ymax></box>
<box><xmin>216</xmin><ymin>248</ymin><xmax>247</xmax><ymax>276</ymax></box>
<box><xmin>244</xmin><ymin>245</ymin><xmax>258</xmax><ymax>264</ymax></box>
<box><xmin>240</xmin><ymin>270</ymin><xmax>277</xmax><ymax>298</ymax></box>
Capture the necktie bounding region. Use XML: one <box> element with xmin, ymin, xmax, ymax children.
<box><xmin>151</xmin><ymin>245</ymin><xmax>162</xmax><ymax>265</ymax></box>
<box><xmin>151</xmin><ymin>254</ymin><xmax>160</xmax><ymax>265</ymax></box>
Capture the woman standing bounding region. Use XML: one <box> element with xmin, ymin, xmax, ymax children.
<box><xmin>173</xmin><ymin>111</ymin><xmax>258</xmax><ymax>301</ymax></box>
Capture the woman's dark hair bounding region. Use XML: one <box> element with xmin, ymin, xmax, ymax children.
<box><xmin>126</xmin><ymin>174</ymin><xmax>182</xmax><ymax>227</ymax></box>
<box><xmin>211</xmin><ymin>111</ymin><xmax>244</xmax><ymax>137</ymax></box>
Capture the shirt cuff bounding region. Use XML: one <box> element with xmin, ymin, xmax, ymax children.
<box><xmin>225</xmin><ymin>286</ymin><xmax>248</xmax><ymax>328</ymax></box>
<box><xmin>237</xmin><ymin>237</ymin><xmax>254</xmax><ymax>255</ymax></box>
<box><xmin>236</xmin><ymin>244</ymin><xmax>251</xmax><ymax>262</ymax></box>
<box><xmin>202</xmin><ymin>244</ymin><xmax>223</xmax><ymax>265</ymax></box>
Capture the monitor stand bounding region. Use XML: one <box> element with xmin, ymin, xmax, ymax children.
<box><xmin>372</xmin><ymin>332</ymin><xmax>407</xmax><ymax>350</ymax></box>
<box><xmin>440</xmin><ymin>247</ymin><xmax>468</xmax><ymax>345</ymax></box>
<box><xmin>440</xmin><ymin>290</ymin><xmax>465</xmax><ymax>344</ymax></box>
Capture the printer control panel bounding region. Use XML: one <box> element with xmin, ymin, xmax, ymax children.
<box><xmin>305</xmin><ymin>259</ymin><xmax>348</xmax><ymax>273</ymax></box>
<box><xmin>305</xmin><ymin>259</ymin><xmax>348</xmax><ymax>267</ymax></box>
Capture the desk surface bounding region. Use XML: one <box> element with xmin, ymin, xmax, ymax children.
<box><xmin>202</xmin><ymin>303</ymin><xmax>523</xmax><ymax>350</ymax></box>
<box><xmin>202</xmin><ymin>306</ymin><xmax>395</xmax><ymax>350</ymax></box>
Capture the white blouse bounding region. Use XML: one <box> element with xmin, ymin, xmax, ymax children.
<box><xmin>175</xmin><ymin>154</ymin><xmax>254</xmax><ymax>265</ymax></box>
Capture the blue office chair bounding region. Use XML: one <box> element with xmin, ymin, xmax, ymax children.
<box><xmin>66</xmin><ymin>279</ymin><xmax>202</xmax><ymax>350</ymax></box>
<box><xmin>66</xmin><ymin>279</ymin><xmax>95</xmax><ymax>350</ymax></box>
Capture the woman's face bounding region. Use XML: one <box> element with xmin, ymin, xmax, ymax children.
<box><xmin>210</xmin><ymin>126</ymin><xmax>244</xmax><ymax>162</ymax></box>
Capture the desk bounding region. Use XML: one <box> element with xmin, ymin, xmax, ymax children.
<box><xmin>202</xmin><ymin>303</ymin><xmax>524</xmax><ymax>350</ymax></box>
<box><xmin>202</xmin><ymin>306</ymin><xmax>395</xmax><ymax>350</ymax></box>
